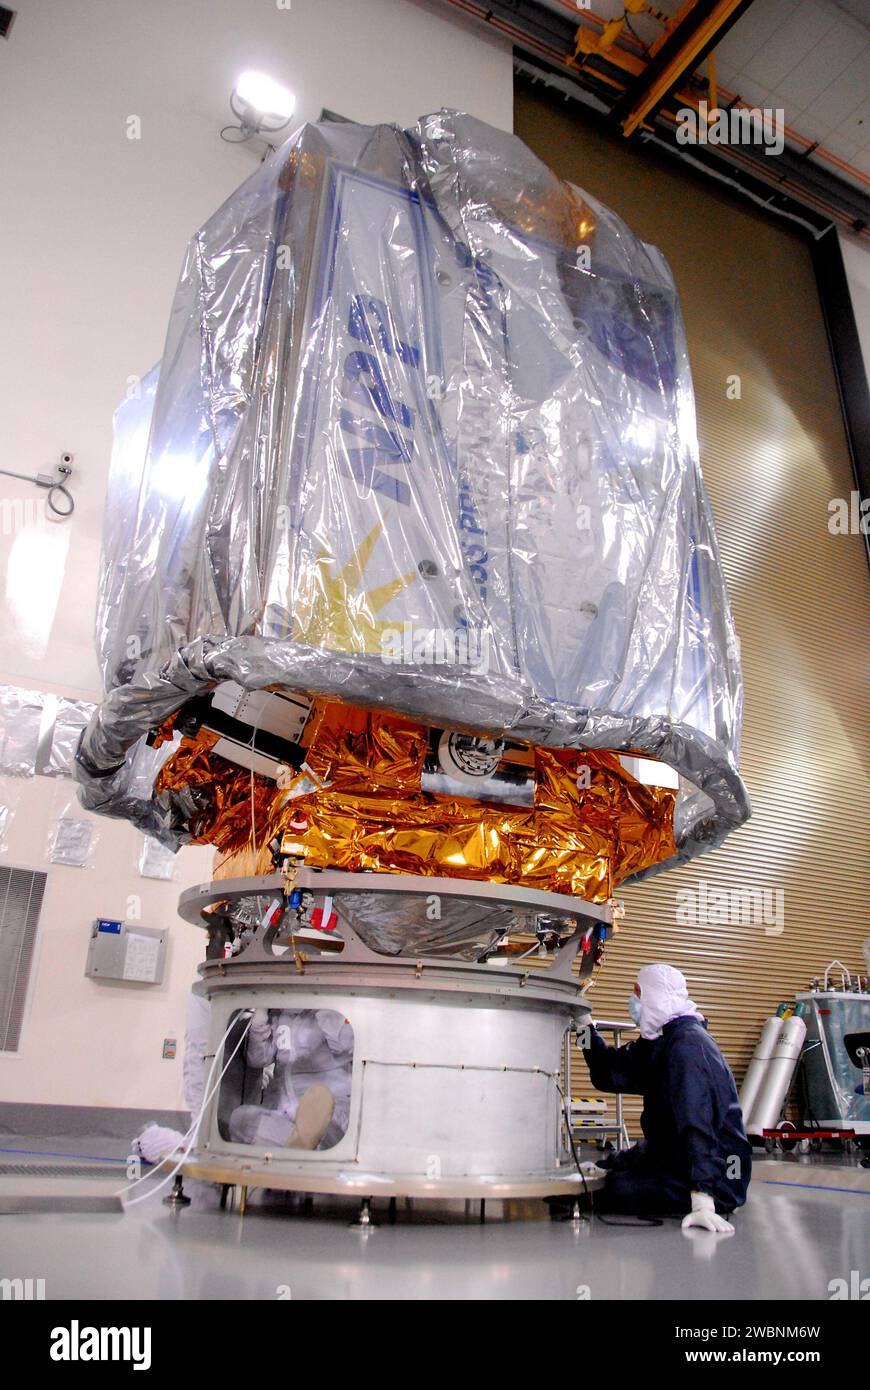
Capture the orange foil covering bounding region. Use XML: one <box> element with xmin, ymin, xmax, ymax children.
<box><xmin>155</xmin><ymin>701</ymin><xmax>676</xmax><ymax>902</ymax></box>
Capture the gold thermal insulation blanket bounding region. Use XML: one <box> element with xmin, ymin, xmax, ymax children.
<box><xmin>155</xmin><ymin>701</ymin><xmax>676</xmax><ymax>902</ymax></box>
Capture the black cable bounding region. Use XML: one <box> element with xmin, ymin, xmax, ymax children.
<box><xmin>220</xmin><ymin>124</ymin><xmax>255</xmax><ymax>144</ymax></box>
<box><xmin>552</xmin><ymin>1073</ymin><xmax>591</xmax><ymax>1205</ymax></box>
<box><xmin>552</xmin><ymin>1073</ymin><xmax>662</xmax><ymax>1225</ymax></box>
<box><xmin>595</xmin><ymin>1210</ymin><xmax>663</xmax><ymax>1227</ymax></box>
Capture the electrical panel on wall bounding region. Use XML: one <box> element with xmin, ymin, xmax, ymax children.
<box><xmin>85</xmin><ymin>919</ymin><xmax>167</xmax><ymax>985</ymax></box>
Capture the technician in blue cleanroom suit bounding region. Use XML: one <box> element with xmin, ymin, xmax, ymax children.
<box><xmin>571</xmin><ymin>964</ymin><xmax>751</xmax><ymax>1233</ymax></box>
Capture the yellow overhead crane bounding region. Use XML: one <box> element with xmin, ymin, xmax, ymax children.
<box><xmin>568</xmin><ymin>0</ymin><xmax>751</xmax><ymax>138</ymax></box>
<box><xmin>571</xmin><ymin>0</ymin><xmax>680</xmax><ymax>66</ymax></box>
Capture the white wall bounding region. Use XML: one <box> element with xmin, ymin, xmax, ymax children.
<box><xmin>0</xmin><ymin>0</ymin><xmax>512</xmax><ymax>1113</ymax></box>
<box><xmin>0</xmin><ymin>779</ymin><xmax>214</xmax><ymax>1111</ymax></box>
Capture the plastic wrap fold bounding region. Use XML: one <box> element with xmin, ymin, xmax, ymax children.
<box><xmin>75</xmin><ymin>110</ymin><xmax>748</xmax><ymax>878</ymax></box>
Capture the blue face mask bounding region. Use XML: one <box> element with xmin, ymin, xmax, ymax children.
<box><xmin>628</xmin><ymin>993</ymin><xmax>642</xmax><ymax>1026</ymax></box>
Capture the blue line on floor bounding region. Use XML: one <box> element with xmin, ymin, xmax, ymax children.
<box><xmin>0</xmin><ymin>1146</ymin><xmax>128</xmax><ymax>1164</ymax></box>
<box><xmin>761</xmin><ymin>1179</ymin><xmax>870</xmax><ymax>1195</ymax></box>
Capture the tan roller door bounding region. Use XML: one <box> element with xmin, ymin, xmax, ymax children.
<box><xmin>515</xmin><ymin>85</ymin><xmax>870</xmax><ymax>1132</ymax></box>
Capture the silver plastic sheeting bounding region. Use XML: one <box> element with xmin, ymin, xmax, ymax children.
<box><xmin>76</xmin><ymin>111</ymin><xmax>749</xmax><ymax>870</ymax></box>
<box><xmin>0</xmin><ymin>686</ymin><xmax>95</xmax><ymax>779</ymax></box>
<box><xmin>47</xmin><ymin>807</ymin><xmax>97</xmax><ymax>868</ymax></box>
<box><xmin>46</xmin><ymin>697</ymin><xmax>96</xmax><ymax>778</ymax></box>
<box><xmin>0</xmin><ymin>800</ymin><xmax>15</xmax><ymax>852</ymax></box>
<box><xmin>335</xmin><ymin>892</ymin><xmax>519</xmax><ymax>960</ymax></box>
<box><xmin>97</xmin><ymin>370</ymin><xmax>159</xmax><ymax>690</ymax></box>
<box><xmin>801</xmin><ymin>994</ymin><xmax>870</xmax><ymax>1128</ymax></box>
<box><xmin>0</xmin><ymin>686</ymin><xmax>43</xmax><ymax>777</ymax></box>
<box><xmin>138</xmin><ymin>835</ymin><xmax>178</xmax><ymax>881</ymax></box>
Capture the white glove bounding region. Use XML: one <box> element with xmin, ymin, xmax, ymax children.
<box><xmin>251</xmin><ymin>1008</ymin><xmax>269</xmax><ymax>1027</ymax></box>
<box><xmin>681</xmin><ymin>1191</ymin><xmax>735</xmax><ymax>1235</ymax></box>
<box><xmin>579</xmin><ymin>1161</ymin><xmax>608</xmax><ymax>1179</ymax></box>
<box><xmin>133</xmin><ymin>1124</ymin><xmax>185</xmax><ymax>1164</ymax></box>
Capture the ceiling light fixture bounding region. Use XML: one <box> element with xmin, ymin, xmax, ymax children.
<box><xmin>222</xmin><ymin>71</ymin><xmax>296</xmax><ymax>144</ymax></box>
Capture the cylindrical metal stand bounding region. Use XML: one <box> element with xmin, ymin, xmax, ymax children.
<box><xmin>177</xmin><ymin>871</ymin><xmax>609</xmax><ymax>1205</ymax></box>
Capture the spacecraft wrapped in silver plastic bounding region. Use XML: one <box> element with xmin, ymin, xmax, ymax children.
<box><xmin>75</xmin><ymin>110</ymin><xmax>748</xmax><ymax>878</ymax></box>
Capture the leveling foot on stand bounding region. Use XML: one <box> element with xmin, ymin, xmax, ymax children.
<box><xmin>163</xmin><ymin>1176</ymin><xmax>191</xmax><ymax>1208</ymax></box>
<box><xmin>351</xmin><ymin>1197</ymin><xmax>376</xmax><ymax>1230</ymax></box>
<box><xmin>546</xmin><ymin>1194</ymin><xmax>590</xmax><ymax>1221</ymax></box>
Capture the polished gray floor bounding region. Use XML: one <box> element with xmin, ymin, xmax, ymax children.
<box><xmin>0</xmin><ymin>1137</ymin><xmax>867</xmax><ymax>1300</ymax></box>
